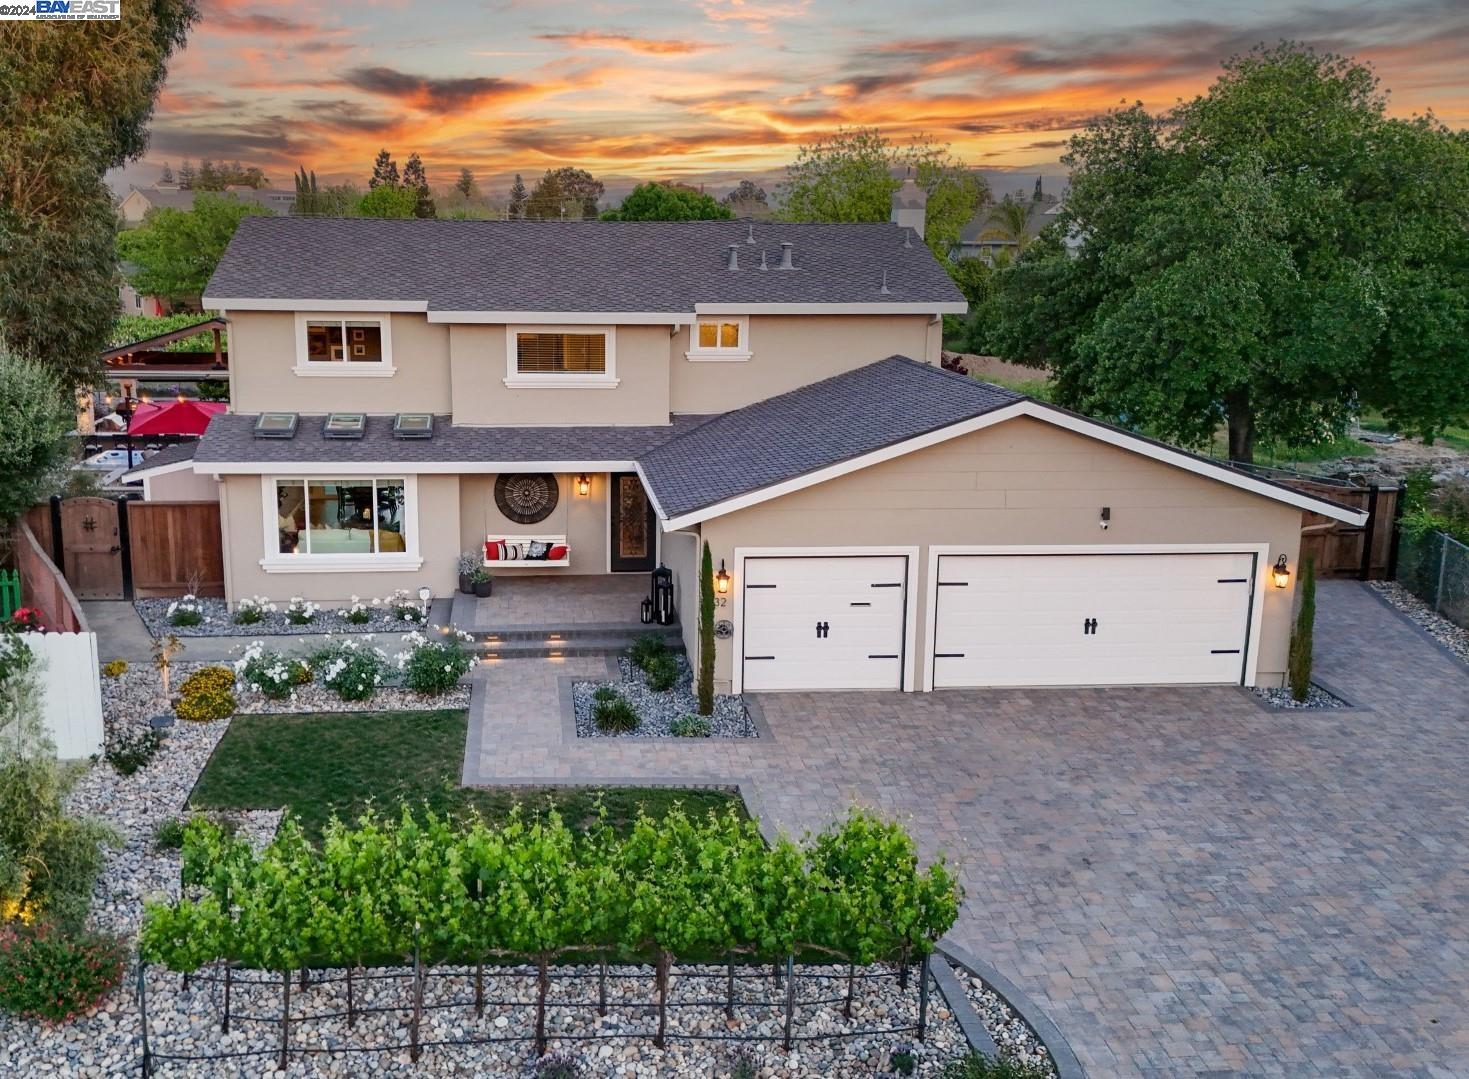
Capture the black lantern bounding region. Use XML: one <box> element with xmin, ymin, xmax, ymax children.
<box><xmin>640</xmin><ymin>598</ymin><xmax>654</xmax><ymax>625</ymax></box>
<box><xmin>650</xmin><ymin>564</ymin><xmax>674</xmax><ymax>625</ymax></box>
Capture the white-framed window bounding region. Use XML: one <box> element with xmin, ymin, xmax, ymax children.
<box><xmin>686</xmin><ymin>316</ymin><xmax>751</xmax><ymax>361</ymax></box>
<box><xmin>504</xmin><ymin>325</ymin><xmax>618</xmax><ymax>388</ymax></box>
<box><xmin>293</xmin><ymin>314</ymin><xmax>395</xmax><ymax>376</ymax></box>
<box><xmin>261</xmin><ymin>475</ymin><xmax>421</xmax><ymax>572</ymax></box>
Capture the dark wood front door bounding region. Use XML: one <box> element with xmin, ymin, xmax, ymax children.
<box><xmin>60</xmin><ymin>496</ymin><xmax>125</xmax><ymax>599</ymax></box>
<box><xmin>609</xmin><ymin>472</ymin><xmax>656</xmax><ymax>573</ymax></box>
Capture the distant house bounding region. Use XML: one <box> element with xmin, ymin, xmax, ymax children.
<box><xmin>950</xmin><ymin>200</ymin><xmax>1064</xmax><ymax>266</ymax></box>
<box><xmin>118</xmin><ymin>264</ymin><xmax>169</xmax><ymax>316</ymax></box>
<box><xmin>118</xmin><ymin>183</ymin><xmax>296</xmax><ymax>225</ymax></box>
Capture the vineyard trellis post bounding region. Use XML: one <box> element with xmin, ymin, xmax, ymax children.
<box><xmin>136</xmin><ymin>962</ymin><xmax>152</xmax><ymax>1078</ymax></box>
<box><xmin>917</xmin><ymin>954</ymin><xmax>930</xmax><ymax>1040</ymax></box>
<box><xmin>534</xmin><ymin>954</ymin><xmax>550</xmax><ymax>1055</ymax></box>
<box><xmin>726</xmin><ymin>953</ymin><xmax>736</xmax><ymax>1020</ymax></box>
<box><xmin>222</xmin><ymin>963</ymin><xmax>231</xmax><ymax>1034</ymax></box>
<box><xmin>782</xmin><ymin>954</ymin><xmax>796</xmax><ymax>1051</ymax></box>
<box><xmin>347</xmin><ymin>967</ymin><xmax>356</xmax><ymax>1027</ymax></box>
<box><xmin>278</xmin><ymin>968</ymin><xmax>290</xmax><ymax>1072</ymax></box>
<box><xmin>598</xmin><ymin>954</ymin><xmax>608</xmax><ymax>1017</ymax></box>
<box><xmin>411</xmin><ymin>929</ymin><xmax>424</xmax><ymax>1064</ymax></box>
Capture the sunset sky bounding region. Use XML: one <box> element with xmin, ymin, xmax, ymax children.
<box><xmin>127</xmin><ymin>0</ymin><xmax>1469</xmax><ymax>196</ymax></box>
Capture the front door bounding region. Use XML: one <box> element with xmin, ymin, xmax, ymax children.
<box><xmin>609</xmin><ymin>472</ymin><xmax>656</xmax><ymax>573</ymax></box>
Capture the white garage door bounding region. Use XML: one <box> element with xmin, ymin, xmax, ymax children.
<box><xmin>742</xmin><ymin>555</ymin><xmax>908</xmax><ymax>691</ymax></box>
<box><xmin>931</xmin><ymin>552</ymin><xmax>1257</xmax><ymax>688</ymax></box>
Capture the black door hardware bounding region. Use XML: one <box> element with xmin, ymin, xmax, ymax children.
<box><xmin>1082</xmin><ymin>617</ymin><xmax>1098</xmax><ymax>635</ymax></box>
<box><xmin>815</xmin><ymin>621</ymin><xmax>830</xmax><ymax>638</ymax></box>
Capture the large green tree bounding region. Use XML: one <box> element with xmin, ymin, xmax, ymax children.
<box><xmin>117</xmin><ymin>192</ymin><xmax>273</xmax><ymax>304</ymax></box>
<box><xmin>776</xmin><ymin>127</ymin><xmax>987</xmax><ymax>262</ymax></box>
<box><xmin>600</xmin><ymin>181</ymin><xmax>733</xmax><ymax>221</ymax></box>
<box><xmin>525</xmin><ymin>167</ymin><xmax>603</xmax><ymax>219</ymax></box>
<box><xmin>354</xmin><ymin>184</ymin><xmax>418</xmax><ymax>219</ymax></box>
<box><xmin>0</xmin><ymin>346</ymin><xmax>74</xmax><ymax>523</ymax></box>
<box><xmin>0</xmin><ymin>2</ymin><xmax>199</xmax><ymax>390</ymax></box>
<box><xmin>990</xmin><ymin>44</ymin><xmax>1469</xmax><ymax>461</ymax></box>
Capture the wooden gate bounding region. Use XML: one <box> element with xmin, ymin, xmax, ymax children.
<box><xmin>1288</xmin><ymin>480</ymin><xmax>1401</xmax><ymax>580</ymax></box>
<box><xmin>58</xmin><ymin>497</ymin><xmax>125</xmax><ymax>599</ymax></box>
<box><xmin>126</xmin><ymin>501</ymin><xmax>224</xmax><ymax>598</ymax></box>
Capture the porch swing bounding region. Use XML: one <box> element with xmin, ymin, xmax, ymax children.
<box><xmin>483</xmin><ymin>472</ymin><xmax>572</xmax><ymax>568</ymax></box>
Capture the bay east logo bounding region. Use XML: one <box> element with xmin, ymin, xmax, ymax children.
<box><xmin>0</xmin><ymin>0</ymin><xmax>121</xmax><ymax>19</ymax></box>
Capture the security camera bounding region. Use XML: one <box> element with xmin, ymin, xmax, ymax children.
<box><xmin>1099</xmin><ymin>506</ymin><xmax>1111</xmax><ymax>530</ymax></box>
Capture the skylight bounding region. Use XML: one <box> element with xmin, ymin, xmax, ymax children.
<box><xmin>323</xmin><ymin>413</ymin><xmax>366</xmax><ymax>440</ymax></box>
<box><xmin>253</xmin><ymin>413</ymin><xmax>298</xmax><ymax>439</ymax></box>
<box><xmin>393</xmin><ymin>413</ymin><xmax>434</xmax><ymax>440</ymax></box>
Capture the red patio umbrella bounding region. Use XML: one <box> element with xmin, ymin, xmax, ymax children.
<box><xmin>126</xmin><ymin>399</ymin><xmax>226</xmax><ymax>437</ymax></box>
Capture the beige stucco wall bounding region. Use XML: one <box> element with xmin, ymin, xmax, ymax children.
<box><xmin>145</xmin><ymin>469</ymin><xmax>219</xmax><ymax>502</ymax></box>
<box><xmin>692</xmin><ymin>416</ymin><xmax>1304</xmax><ymax>692</ymax></box>
<box><xmin>458</xmin><ymin>473</ymin><xmax>612</xmax><ymax>575</ymax></box>
<box><xmin>669</xmin><ymin>314</ymin><xmax>940</xmax><ymax>414</ymax></box>
<box><xmin>661</xmin><ymin>529</ymin><xmax>700</xmax><ymax>659</ymax></box>
<box><xmin>226</xmin><ymin>311</ymin><xmax>452</xmax><ymax>414</ymax></box>
<box><xmin>219</xmin><ymin>472</ymin><xmax>461</xmax><ymax>604</ymax></box>
<box><xmin>448</xmin><ymin>325</ymin><xmax>671</xmax><ymax>427</ymax></box>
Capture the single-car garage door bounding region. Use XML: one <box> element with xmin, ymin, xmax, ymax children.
<box><xmin>931</xmin><ymin>551</ymin><xmax>1257</xmax><ymax>688</ymax></box>
<box><xmin>742</xmin><ymin>555</ymin><xmax>908</xmax><ymax>691</ymax></box>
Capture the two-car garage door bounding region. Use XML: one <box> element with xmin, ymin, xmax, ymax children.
<box><xmin>930</xmin><ymin>552</ymin><xmax>1257</xmax><ymax>688</ymax></box>
<box><xmin>737</xmin><ymin>549</ymin><xmax>1259</xmax><ymax>692</ymax></box>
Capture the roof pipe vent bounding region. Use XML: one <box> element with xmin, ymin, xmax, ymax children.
<box><xmin>746</xmin><ymin>222</ymin><xmax>756</xmax><ymax>244</ymax></box>
<box><xmin>904</xmin><ymin>229</ymin><xmax>914</xmax><ymax>249</ymax></box>
<box><xmin>880</xmin><ymin>270</ymin><xmax>892</xmax><ymax>295</ymax></box>
<box><xmin>778</xmin><ymin>241</ymin><xmax>794</xmax><ymax>270</ymax></box>
<box><xmin>759</xmin><ymin>250</ymin><xmax>769</xmax><ymax>271</ymax></box>
<box><xmin>726</xmin><ymin>244</ymin><xmax>740</xmax><ymax>271</ymax></box>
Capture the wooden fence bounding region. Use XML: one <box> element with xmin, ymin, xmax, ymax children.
<box><xmin>1286</xmin><ymin>479</ymin><xmax>1401</xmax><ymax>580</ymax></box>
<box><xmin>126</xmin><ymin>500</ymin><xmax>224</xmax><ymax>598</ymax></box>
<box><xmin>19</xmin><ymin>632</ymin><xmax>104</xmax><ymax>760</ymax></box>
<box><xmin>14</xmin><ymin>516</ymin><xmax>88</xmax><ymax>633</ymax></box>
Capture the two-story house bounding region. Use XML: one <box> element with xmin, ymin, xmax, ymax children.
<box><xmin>128</xmin><ymin>184</ymin><xmax>1363</xmax><ymax>694</ymax></box>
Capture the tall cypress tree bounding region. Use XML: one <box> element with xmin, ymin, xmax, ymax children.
<box><xmin>402</xmin><ymin>152</ymin><xmax>435</xmax><ymax>218</ymax></box>
<box><xmin>698</xmin><ymin>542</ymin><xmax>716</xmax><ymax>716</ymax></box>
<box><xmin>508</xmin><ymin>173</ymin><xmax>528</xmax><ymax>219</ymax></box>
<box><xmin>1288</xmin><ymin>557</ymin><xmax>1316</xmax><ymax>702</ymax></box>
<box><xmin>369</xmin><ymin>148</ymin><xmax>398</xmax><ymax>189</ymax></box>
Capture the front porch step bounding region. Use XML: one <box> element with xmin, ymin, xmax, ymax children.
<box><xmin>477</xmin><ymin>622</ymin><xmax>682</xmax><ymax>642</ymax></box>
<box><xmin>475</xmin><ymin>630</ymin><xmax>684</xmax><ymax>660</ymax></box>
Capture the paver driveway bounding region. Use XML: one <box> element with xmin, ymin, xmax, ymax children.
<box><xmin>466</xmin><ymin>581</ymin><xmax>1469</xmax><ymax>1076</ymax></box>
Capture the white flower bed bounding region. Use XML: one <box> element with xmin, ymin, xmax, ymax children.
<box><xmin>134</xmin><ymin>596</ymin><xmax>431</xmax><ymax>638</ymax></box>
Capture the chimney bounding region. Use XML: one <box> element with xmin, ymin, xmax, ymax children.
<box><xmin>778</xmin><ymin>241</ymin><xmax>794</xmax><ymax>270</ymax></box>
<box><xmin>890</xmin><ymin>174</ymin><xmax>926</xmax><ymax>240</ymax></box>
<box><xmin>726</xmin><ymin>244</ymin><xmax>740</xmax><ymax>271</ymax></box>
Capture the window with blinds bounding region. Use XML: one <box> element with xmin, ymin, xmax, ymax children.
<box><xmin>515</xmin><ymin>332</ymin><xmax>606</xmax><ymax>374</ymax></box>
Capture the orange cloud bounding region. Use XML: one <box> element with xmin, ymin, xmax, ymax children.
<box><xmin>536</xmin><ymin>31</ymin><xmax>722</xmax><ymax>56</ymax></box>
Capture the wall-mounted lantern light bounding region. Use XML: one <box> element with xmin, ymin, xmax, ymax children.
<box><xmin>575</xmin><ymin>474</ymin><xmax>591</xmax><ymax>497</ymax></box>
<box><xmin>715</xmin><ymin>560</ymin><xmax>731</xmax><ymax>595</ymax></box>
<box><xmin>1272</xmin><ymin>555</ymin><xmax>1291</xmax><ymax>589</ymax></box>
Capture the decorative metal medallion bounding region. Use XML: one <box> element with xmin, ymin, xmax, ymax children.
<box><xmin>494</xmin><ymin>473</ymin><xmax>559</xmax><ymax>525</ymax></box>
<box><xmin>714</xmin><ymin>619</ymin><xmax>734</xmax><ymax>640</ymax></box>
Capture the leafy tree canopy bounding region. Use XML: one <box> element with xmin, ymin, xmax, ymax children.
<box><xmin>117</xmin><ymin>192</ymin><xmax>272</xmax><ymax>303</ymax></box>
<box><xmin>723</xmin><ymin>179</ymin><xmax>769</xmax><ymax>211</ymax></box>
<box><xmin>526</xmin><ymin>167</ymin><xmax>604</xmax><ymax>219</ymax></box>
<box><xmin>0</xmin><ymin>2</ymin><xmax>199</xmax><ymax>390</ymax></box>
<box><xmin>369</xmin><ymin>148</ymin><xmax>399</xmax><ymax>189</ymax></box>
<box><xmin>401</xmin><ymin>152</ymin><xmax>435</xmax><ymax>218</ymax></box>
<box><xmin>455</xmin><ymin>167</ymin><xmax>477</xmax><ymax>199</ymax></box>
<box><xmin>0</xmin><ymin>346</ymin><xmax>75</xmax><ymax>523</ymax></box>
<box><xmin>354</xmin><ymin>184</ymin><xmax>419</xmax><ymax>219</ymax></box>
<box><xmin>989</xmin><ymin>44</ymin><xmax>1469</xmax><ymax>461</ymax></box>
<box><xmin>777</xmin><ymin>127</ymin><xmax>987</xmax><ymax>262</ymax></box>
<box><xmin>601</xmin><ymin>181</ymin><xmax>734</xmax><ymax>221</ymax></box>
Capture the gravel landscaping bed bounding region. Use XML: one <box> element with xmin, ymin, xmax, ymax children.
<box><xmin>128</xmin><ymin>959</ymin><xmax>966</xmax><ymax>1076</ymax></box>
<box><xmin>1368</xmin><ymin>580</ymin><xmax>1469</xmax><ymax>664</ymax></box>
<box><xmin>959</xmin><ymin>971</ymin><xmax>1059</xmax><ymax>1077</ymax></box>
<box><xmin>573</xmin><ymin>654</ymin><xmax>755</xmax><ymax>738</ymax></box>
<box><xmin>234</xmin><ymin>677</ymin><xmax>470</xmax><ymax>715</ymax></box>
<box><xmin>134</xmin><ymin>596</ymin><xmax>429</xmax><ymax>638</ymax></box>
<box><xmin>1252</xmin><ymin>684</ymin><xmax>1350</xmax><ymax>709</ymax></box>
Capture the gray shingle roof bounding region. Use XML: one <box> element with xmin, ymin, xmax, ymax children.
<box><xmin>639</xmin><ymin>357</ymin><xmax>1022</xmax><ymax>518</ymax></box>
<box><xmin>205</xmin><ymin>218</ymin><xmax>964</xmax><ymax>312</ymax></box>
<box><xmin>120</xmin><ymin>440</ymin><xmax>198</xmax><ymax>481</ymax></box>
<box><xmin>191</xmin><ymin>413</ymin><xmax>709</xmax><ymax>466</ymax></box>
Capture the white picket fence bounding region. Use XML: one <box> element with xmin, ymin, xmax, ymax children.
<box><xmin>22</xmin><ymin>632</ymin><xmax>104</xmax><ymax>760</ymax></box>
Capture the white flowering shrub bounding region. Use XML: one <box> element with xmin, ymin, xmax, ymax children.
<box><xmin>308</xmin><ymin>636</ymin><xmax>387</xmax><ymax>701</ymax></box>
<box><xmin>167</xmin><ymin>594</ymin><xmax>206</xmax><ymax>627</ymax></box>
<box><xmin>284</xmin><ymin>597</ymin><xmax>319</xmax><ymax>625</ymax></box>
<box><xmin>235</xmin><ymin>641</ymin><xmax>311</xmax><ymax>700</ymax></box>
<box><xmin>396</xmin><ymin>628</ymin><xmax>475</xmax><ymax>696</ymax></box>
<box><xmin>232</xmin><ymin>596</ymin><xmax>276</xmax><ymax>625</ymax></box>
<box><xmin>338</xmin><ymin>596</ymin><xmax>374</xmax><ymax>625</ymax></box>
<box><xmin>387</xmin><ymin>588</ymin><xmax>426</xmax><ymax>623</ymax></box>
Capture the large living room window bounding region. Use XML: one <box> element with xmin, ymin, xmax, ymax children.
<box><xmin>505</xmin><ymin>326</ymin><xmax>618</xmax><ymax>388</ymax></box>
<box><xmin>267</xmin><ymin>477</ymin><xmax>418</xmax><ymax>570</ymax></box>
<box><xmin>294</xmin><ymin>315</ymin><xmax>394</xmax><ymax>376</ymax></box>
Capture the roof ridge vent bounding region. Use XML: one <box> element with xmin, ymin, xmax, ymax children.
<box><xmin>746</xmin><ymin>222</ymin><xmax>755</xmax><ymax>244</ymax></box>
<box><xmin>759</xmin><ymin>249</ymin><xmax>769</xmax><ymax>271</ymax></box>
<box><xmin>726</xmin><ymin>244</ymin><xmax>740</xmax><ymax>271</ymax></box>
<box><xmin>880</xmin><ymin>270</ymin><xmax>891</xmax><ymax>295</ymax></box>
<box><xmin>778</xmin><ymin>241</ymin><xmax>794</xmax><ymax>270</ymax></box>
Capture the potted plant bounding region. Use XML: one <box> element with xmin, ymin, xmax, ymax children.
<box><xmin>457</xmin><ymin>551</ymin><xmax>479</xmax><ymax>595</ymax></box>
<box><xmin>471</xmin><ymin>567</ymin><xmax>493</xmax><ymax>598</ymax></box>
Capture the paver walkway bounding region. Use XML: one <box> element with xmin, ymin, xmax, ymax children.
<box><xmin>464</xmin><ymin>581</ymin><xmax>1469</xmax><ymax>1076</ymax></box>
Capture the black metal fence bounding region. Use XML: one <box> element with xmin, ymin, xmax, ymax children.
<box><xmin>137</xmin><ymin>953</ymin><xmax>932</xmax><ymax>1074</ymax></box>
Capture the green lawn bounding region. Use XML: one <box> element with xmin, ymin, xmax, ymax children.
<box><xmin>189</xmin><ymin>709</ymin><xmax>746</xmax><ymax>840</ymax></box>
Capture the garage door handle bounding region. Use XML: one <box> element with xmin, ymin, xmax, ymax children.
<box><xmin>1083</xmin><ymin>617</ymin><xmax>1098</xmax><ymax>635</ymax></box>
<box><xmin>849</xmin><ymin>601</ymin><xmax>871</xmax><ymax>607</ymax></box>
<box><xmin>746</xmin><ymin>655</ymin><xmax>775</xmax><ymax>661</ymax></box>
<box><xmin>934</xmin><ymin>652</ymin><xmax>965</xmax><ymax>658</ymax></box>
<box><xmin>870</xmin><ymin>582</ymin><xmax>902</xmax><ymax>588</ymax></box>
<box><xmin>1210</xmin><ymin>648</ymin><xmax>1241</xmax><ymax>654</ymax></box>
<box><xmin>868</xmin><ymin>654</ymin><xmax>898</xmax><ymax>659</ymax></box>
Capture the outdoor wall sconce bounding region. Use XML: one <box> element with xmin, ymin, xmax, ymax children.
<box><xmin>715</xmin><ymin>560</ymin><xmax>731</xmax><ymax>595</ymax></box>
<box><xmin>1272</xmin><ymin>555</ymin><xmax>1291</xmax><ymax>588</ymax></box>
<box><xmin>575</xmin><ymin>474</ymin><xmax>591</xmax><ymax>497</ymax></box>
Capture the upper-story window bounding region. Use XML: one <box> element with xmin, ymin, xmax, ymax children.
<box><xmin>505</xmin><ymin>326</ymin><xmax>618</xmax><ymax>388</ymax></box>
<box><xmin>294</xmin><ymin>314</ymin><xmax>395</xmax><ymax>377</ymax></box>
<box><xmin>687</xmin><ymin>316</ymin><xmax>751</xmax><ymax>361</ymax></box>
